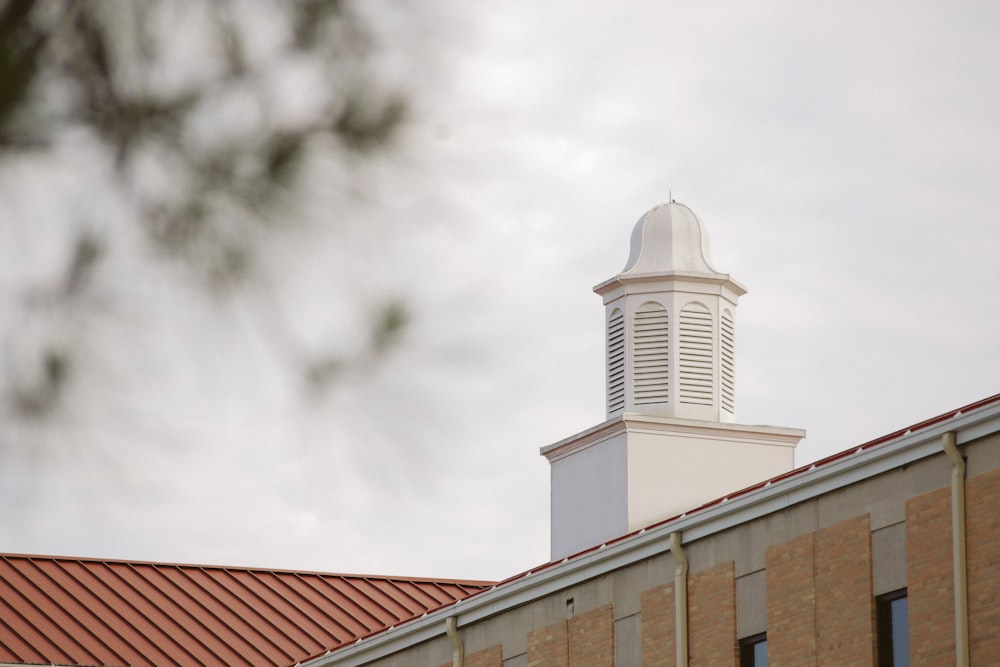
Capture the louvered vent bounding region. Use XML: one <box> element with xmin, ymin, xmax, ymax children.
<box><xmin>679</xmin><ymin>303</ymin><xmax>714</xmax><ymax>406</ymax></box>
<box><xmin>721</xmin><ymin>310</ymin><xmax>735</xmax><ymax>413</ymax></box>
<box><xmin>633</xmin><ymin>302</ymin><xmax>669</xmax><ymax>405</ymax></box>
<box><xmin>607</xmin><ymin>309</ymin><xmax>625</xmax><ymax>413</ymax></box>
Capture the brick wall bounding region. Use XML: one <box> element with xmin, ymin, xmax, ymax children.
<box><xmin>640</xmin><ymin>582</ymin><xmax>674</xmax><ymax>667</ymax></box>
<box><xmin>906</xmin><ymin>485</ymin><xmax>954</xmax><ymax>666</ymax></box>
<box><xmin>438</xmin><ymin>644</ymin><xmax>503</xmax><ymax>667</ymax></box>
<box><xmin>467</xmin><ymin>644</ymin><xmax>504</xmax><ymax>667</ymax></box>
<box><xmin>688</xmin><ymin>562</ymin><xmax>737</xmax><ymax>667</ymax></box>
<box><xmin>526</xmin><ymin>605</ymin><xmax>614</xmax><ymax>667</ymax></box>
<box><xmin>814</xmin><ymin>515</ymin><xmax>875</xmax><ymax>665</ymax></box>
<box><xmin>568</xmin><ymin>605</ymin><xmax>614</xmax><ymax>667</ymax></box>
<box><xmin>527</xmin><ymin>619</ymin><xmax>567</xmax><ymax>667</ymax></box>
<box><xmin>766</xmin><ymin>515</ymin><xmax>874</xmax><ymax>666</ymax></box>
<box><xmin>967</xmin><ymin>467</ymin><xmax>1000</xmax><ymax>663</ymax></box>
<box><xmin>766</xmin><ymin>532</ymin><xmax>816</xmax><ymax>666</ymax></box>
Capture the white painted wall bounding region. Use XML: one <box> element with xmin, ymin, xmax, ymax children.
<box><xmin>626</xmin><ymin>425</ymin><xmax>797</xmax><ymax>531</ymax></box>
<box><xmin>548</xmin><ymin>431</ymin><xmax>628</xmax><ymax>559</ymax></box>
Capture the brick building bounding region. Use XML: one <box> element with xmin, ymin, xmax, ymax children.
<box><xmin>3</xmin><ymin>202</ymin><xmax>998</xmax><ymax>666</ymax></box>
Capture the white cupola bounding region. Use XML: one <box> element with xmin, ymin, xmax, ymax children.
<box><xmin>594</xmin><ymin>202</ymin><xmax>746</xmax><ymax>422</ymax></box>
<box><xmin>542</xmin><ymin>201</ymin><xmax>805</xmax><ymax>560</ymax></box>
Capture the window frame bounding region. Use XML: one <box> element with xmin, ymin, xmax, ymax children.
<box><xmin>876</xmin><ymin>588</ymin><xmax>908</xmax><ymax>667</ymax></box>
<box><xmin>739</xmin><ymin>632</ymin><xmax>767</xmax><ymax>667</ymax></box>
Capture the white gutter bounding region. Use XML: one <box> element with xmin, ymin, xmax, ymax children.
<box><xmin>671</xmin><ymin>532</ymin><xmax>688</xmax><ymax>667</ymax></box>
<box><xmin>942</xmin><ymin>432</ymin><xmax>970</xmax><ymax>667</ymax></box>
<box><xmin>304</xmin><ymin>400</ymin><xmax>1000</xmax><ymax>667</ymax></box>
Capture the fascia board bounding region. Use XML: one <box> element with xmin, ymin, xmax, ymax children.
<box><xmin>540</xmin><ymin>417</ymin><xmax>625</xmax><ymax>461</ymax></box>
<box><xmin>308</xmin><ymin>401</ymin><xmax>1000</xmax><ymax>667</ymax></box>
<box><xmin>622</xmin><ymin>415</ymin><xmax>805</xmax><ymax>445</ymax></box>
<box><xmin>541</xmin><ymin>415</ymin><xmax>805</xmax><ymax>462</ymax></box>
<box><xmin>594</xmin><ymin>271</ymin><xmax>747</xmax><ymax>297</ymax></box>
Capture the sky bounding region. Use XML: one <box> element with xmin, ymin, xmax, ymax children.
<box><xmin>3</xmin><ymin>0</ymin><xmax>1000</xmax><ymax>582</ymax></box>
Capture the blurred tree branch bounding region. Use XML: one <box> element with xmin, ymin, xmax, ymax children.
<box><xmin>0</xmin><ymin>0</ymin><xmax>413</xmax><ymax>428</ymax></box>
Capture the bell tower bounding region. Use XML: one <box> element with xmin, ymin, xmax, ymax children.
<box><xmin>595</xmin><ymin>201</ymin><xmax>746</xmax><ymax>421</ymax></box>
<box><xmin>542</xmin><ymin>201</ymin><xmax>805</xmax><ymax>560</ymax></box>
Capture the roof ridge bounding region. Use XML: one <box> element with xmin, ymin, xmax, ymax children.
<box><xmin>0</xmin><ymin>554</ymin><xmax>496</xmax><ymax>586</ymax></box>
<box><xmin>0</xmin><ymin>556</ymin><xmax>493</xmax><ymax>666</ymax></box>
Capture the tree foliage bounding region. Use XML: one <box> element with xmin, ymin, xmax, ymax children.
<box><xmin>0</xmin><ymin>0</ymin><xmax>410</xmax><ymax>427</ymax></box>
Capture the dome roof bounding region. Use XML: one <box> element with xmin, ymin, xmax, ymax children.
<box><xmin>621</xmin><ymin>201</ymin><xmax>719</xmax><ymax>275</ymax></box>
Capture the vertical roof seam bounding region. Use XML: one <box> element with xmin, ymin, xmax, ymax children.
<box><xmin>335</xmin><ymin>577</ymin><xmax>403</xmax><ymax>625</ymax></box>
<box><xmin>24</xmin><ymin>557</ymin><xmax>132</xmax><ymax>666</ymax></box>
<box><xmin>150</xmin><ymin>564</ymin><xmax>273</xmax><ymax>667</ymax></box>
<box><xmin>57</xmin><ymin>558</ymin><xmax>179</xmax><ymax>667</ymax></box>
<box><xmin>100</xmin><ymin>561</ymin><xmax>208</xmax><ymax>666</ymax></box>
<box><xmin>218</xmin><ymin>568</ymin><xmax>314</xmax><ymax>655</ymax></box>
<box><xmin>179</xmin><ymin>566</ymin><xmax>295</xmax><ymax>663</ymax></box>
<box><xmin>241</xmin><ymin>569</ymin><xmax>337</xmax><ymax>646</ymax></box>
<box><xmin>284</xmin><ymin>573</ymin><xmax>359</xmax><ymax>642</ymax></box>
<box><xmin>295</xmin><ymin>576</ymin><xmax>384</xmax><ymax>636</ymax></box>
<box><xmin>0</xmin><ymin>599</ymin><xmax>46</xmax><ymax>664</ymax></box>
<box><xmin>0</xmin><ymin>562</ymin><xmax>92</xmax><ymax>665</ymax></box>
<box><xmin>133</xmin><ymin>563</ymin><xmax>247</xmax><ymax>667</ymax></box>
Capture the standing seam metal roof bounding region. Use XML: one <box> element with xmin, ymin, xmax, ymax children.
<box><xmin>0</xmin><ymin>555</ymin><xmax>493</xmax><ymax>667</ymax></box>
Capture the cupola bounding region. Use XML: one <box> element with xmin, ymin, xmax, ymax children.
<box><xmin>594</xmin><ymin>201</ymin><xmax>746</xmax><ymax>422</ymax></box>
<box><xmin>542</xmin><ymin>201</ymin><xmax>805</xmax><ymax>560</ymax></box>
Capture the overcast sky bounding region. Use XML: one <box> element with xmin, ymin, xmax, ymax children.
<box><xmin>3</xmin><ymin>1</ymin><xmax>1000</xmax><ymax>582</ymax></box>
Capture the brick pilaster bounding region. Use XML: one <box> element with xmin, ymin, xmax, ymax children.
<box><xmin>527</xmin><ymin>619</ymin><xmax>567</xmax><ymax>667</ymax></box>
<box><xmin>814</xmin><ymin>515</ymin><xmax>875</xmax><ymax>665</ymax></box>
<box><xmin>568</xmin><ymin>604</ymin><xmax>614</xmax><ymax>667</ymax></box>
<box><xmin>641</xmin><ymin>582</ymin><xmax>675</xmax><ymax>667</ymax></box>
<box><xmin>766</xmin><ymin>532</ymin><xmax>816</xmax><ymax>666</ymax></box>
<box><xmin>967</xmin><ymin>467</ymin><xmax>1000</xmax><ymax>663</ymax></box>
<box><xmin>689</xmin><ymin>562</ymin><xmax>737</xmax><ymax>667</ymax></box>
<box><xmin>907</xmin><ymin>485</ymin><xmax>954</xmax><ymax>666</ymax></box>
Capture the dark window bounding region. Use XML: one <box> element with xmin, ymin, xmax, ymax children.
<box><xmin>877</xmin><ymin>589</ymin><xmax>909</xmax><ymax>666</ymax></box>
<box><xmin>739</xmin><ymin>633</ymin><xmax>767</xmax><ymax>667</ymax></box>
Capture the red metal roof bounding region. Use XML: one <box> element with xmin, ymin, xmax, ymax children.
<box><xmin>0</xmin><ymin>554</ymin><xmax>493</xmax><ymax>667</ymax></box>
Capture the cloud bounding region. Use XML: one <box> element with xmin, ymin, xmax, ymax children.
<box><xmin>4</xmin><ymin>0</ymin><xmax>1000</xmax><ymax>582</ymax></box>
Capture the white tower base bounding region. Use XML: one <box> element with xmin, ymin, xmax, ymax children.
<box><xmin>542</xmin><ymin>415</ymin><xmax>805</xmax><ymax>560</ymax></box>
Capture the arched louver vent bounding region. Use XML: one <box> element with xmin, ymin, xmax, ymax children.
<box><xmin>633</xmin><ymin>302</ymin><xmax>669</xmax><ymax>405</ymax></box>
<box><xmin>679</xmin><ymin>303</ymin><xmax>713</xmax><ymax>406</ymax></box>
<box><xmin>607</xmin><ymin>309</ymin><xmax>625</xmax><ymax>413</ymax></box>
<box><xmin>721</xmin><ymin>310</ymin><xmax>735</xmax><ymax>413</ymax></box>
